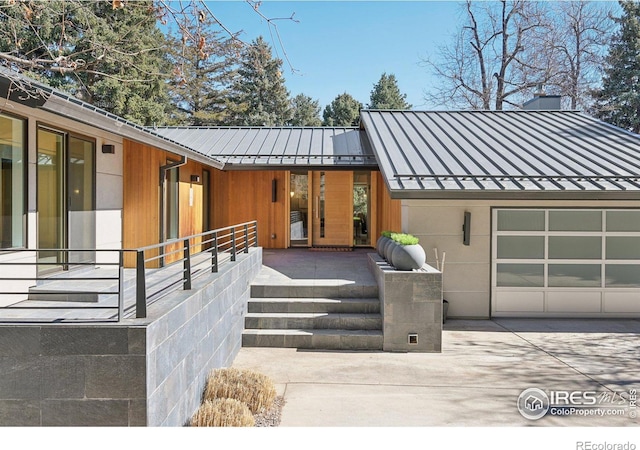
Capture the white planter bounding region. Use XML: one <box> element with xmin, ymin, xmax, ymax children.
<box><xmin>391</xmin><ymin>244</ymin><xmax>426</xmax><ymax>271</ymax></box>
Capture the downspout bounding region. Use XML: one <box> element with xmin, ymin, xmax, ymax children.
<box><xmin>159</xmin><ymin>155</ymin><xmax>188</xmax><ymax>266</ymax></box>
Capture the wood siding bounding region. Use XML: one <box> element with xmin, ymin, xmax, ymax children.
<box><xmin>210</xmin><ymin>170</ymin><xmax>288</xmax><ymax>249</ymax></box>
<box><xmin>123</xmin><ymin>139</ymin><xmax>211</xmax><ymax>267</ymax></box>
<box><xmin>374</xmin><ymin>171</ymin><xmax>401</xmax><ymax>236</ymax></box>
<box><xmin>312</xmin><ymin>171</ymin><xmax>353</xmax><ymax>247</ymax></box>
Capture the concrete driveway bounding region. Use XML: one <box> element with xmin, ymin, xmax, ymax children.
<box><xmin>232</xmin><ymin>319</ymin><xmax>640</xmax><ymax>426</ymax></box>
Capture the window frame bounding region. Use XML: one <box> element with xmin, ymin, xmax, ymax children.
<box><xmin>0</xmin><ymin>111</ymin><xmax>27</xmax><ymax>251</ymax></box>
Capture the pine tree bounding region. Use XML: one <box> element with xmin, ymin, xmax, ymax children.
<box><xmin>592</xmin><ymin>0</ymin><xmax>640</xmax><ymax>133</ymax></box>
<box><xmin>322</xmin><ymin>93</ymin><xmax>362</xmax><ymax>126</ymax></box>
<box><xmin>232</xmin><ymin>36</ymin><xmax>291</xmax><ymax>126</ymax></box>
<box><xmin>78</xmin><ymin>1</ymin><xmax>174</xmax><ymax>126</ymax></box>
<box><xmin>289</xmin><ymin>94</ymin><xmax>322</xmax><ymax>126</ymax></box>
<box><xmin>368</xmin><ymin>73</ymin><xmax>412</xmax><ymax>110</ymax></box>
<box><xmin>167</xmin><ymin>5</ymin><xmax>241</xmax><ymax>126</ymax></box>
<box><xmin>0</xmin><ymin>0</ymin><xmax>175</xmax><ymax>126</ymax></box>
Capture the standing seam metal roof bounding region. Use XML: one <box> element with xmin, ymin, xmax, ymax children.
<box><xmin>360</xmin><ymin>110</ymin><xmax>640</xmax><ymax>197</ymax></box>
<box><xmin>153</xmin><ymin>127</ymin><xmax>377</xmax><ymax>168</ymax></box>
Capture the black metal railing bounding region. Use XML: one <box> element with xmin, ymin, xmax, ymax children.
<box><xmin>133</xmin><ymin>221</ymin><xmax>258</xmax><ymax>318</ymax></box>
<box><xmin>0</xmin><ymin>221</ymin><xmax>258</xmax><ymax>322</ymax></box>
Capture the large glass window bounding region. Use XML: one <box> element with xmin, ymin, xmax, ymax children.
<box><xmin>495</xmin><ymin>209</ymin><xmax>640</xmax><ymax>290</ymax></box>
<box><xmin>0</xmin><ymin>114</ymin><xmax>25</xmax><ymax>248</ymax></box>
<box><xmin>37</xmin><ymin>128</ymin><xmax>96</xmax><ymax>270</ymax></box>
<box><xmin>68</xmin><ymin>136</ymin><xmax>95</xmax><ymax>264</ymax></box>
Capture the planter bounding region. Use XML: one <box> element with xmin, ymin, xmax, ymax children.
<box><xmin>376</xmin><ymin>236</ymin><xmax>390</xmax><ymax>257</ymax></box>
<box><xmin>384</xmin><ymin>240</ymin><xmax>398</xmax><ymax>263</ymax></box>
<box><xmin>390</xmin><ymin>243</ymin><xmax>426</xmax><ymax>271</ymax></box>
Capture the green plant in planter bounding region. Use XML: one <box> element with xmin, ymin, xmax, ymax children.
<box><xmin>390</xmin><ymin>233</ymin><xmax>425</xmax><ymax>270</ymax></box>
<box><xmin>378</xmin><ymin>231</ymin><xmax>399</xmax><ymax>260</ymax></box>
<box><xmin>392</xmin><ymin>233</ymin><xmax>419</xmax><ymax>246</ymax></box>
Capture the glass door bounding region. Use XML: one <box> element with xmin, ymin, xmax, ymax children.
<box><xmin>289</xmin><ymin>171</ymin><xmax>309</xmax><ymax>246</ymax></box>
<box><xmin>37</xmin><ymin>128</ymin><xmax>96</xmax><ymax>273</ymax></box>
<box><xmin>353</xmin><ymin>171</ymin><xmax>371</xmax><ymax>246</ymax></box>
<box><xmin>68</xmin><ymin>136</ymin><xmax>96</xmax><ymax>264</ymax></box>
<box><xmin>37</xmin><ymin>128</ymin><xmax>66</xmax><ymax>273</ymax></box>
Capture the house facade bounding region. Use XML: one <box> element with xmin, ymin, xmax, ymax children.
<box><xmin>1</xmin><ymin>71</ymin><xmax>640</xmax><ymax>320</ymax></box>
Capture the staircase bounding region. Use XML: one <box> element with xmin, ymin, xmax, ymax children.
<box><xmin>242</xmin><ymin>283</ymin><xmax>383</xmax><ymax>350</ymax></box>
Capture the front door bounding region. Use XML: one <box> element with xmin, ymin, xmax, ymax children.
<box><xmin>311</xmin><ymin>171</ymin><xmax>353</xmax><ymax>247</ymax></box>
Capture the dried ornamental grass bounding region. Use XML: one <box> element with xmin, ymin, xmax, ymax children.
<box><xmin>190</xmin><ymin>398</ymin><xmax>255</xmax><ymax>427</ymax></box>
<box><xmin>204</xmin><ymin>368</ymin><xmax>277</xmax><ymax>413</ymax></box>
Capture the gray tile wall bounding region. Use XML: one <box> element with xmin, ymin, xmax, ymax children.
<box><xmin>0</xmin><ymin>248</ymin><xmax>262</xmax><ymax>426</ymax></box>
<box><xmin>0</xmin><ymin>325</ymin><xmax>146</xmax><ymax>426</ymax></box>
<box><xmin>368</xmin><ymin>253</ymin><xmax>443</xmax><ymax>352</ymax></box>
<box><xmin>145</xmin><ymin>247</ymin><xmax>262</xmax><ymax>426</ymax></box>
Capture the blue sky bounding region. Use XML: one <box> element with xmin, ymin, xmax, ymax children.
<box><xmin>205</xmin><ymin>1</ymin><xmax>462</xmax><ymax>110</ymax></box>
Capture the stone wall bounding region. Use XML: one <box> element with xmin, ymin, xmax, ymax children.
<box><xmin>368</xmin><ymin>253</ymin><xmax>442</xmax><ymax>352</ymax></box>
<box><xmin>0</xmin><ymin>247</ymin><xmax>262</xmax><ymax>426</ymax></box>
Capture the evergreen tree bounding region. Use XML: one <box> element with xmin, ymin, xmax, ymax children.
<box><xmin>77</xmin><ymin>1</ymin><xmax>174</xmax><ymax>126</ymax></box>
<box><xmin>167</xmin><ymin>4</ymin><xmax>241</xmax><ymax>126</ymax></box>
<box><xmin>368</xmin><ymin>73</ymin><xmax>412</xmax><ymax>109</ymax></box>
<box><xmin>592</xmin><ymin>0</ymin><xmax>640</xmax><ymax>133</ymax></box>
<box><xmin>322</xmin><ymin>93</ymin><xmax>362</xmax><ymax>126</ymax></box>
<box><xmin>232</xmin><ymin>36</ymin><xmax>291</xmax><ymax>126</ymax></box>
<box><xmin>289</xmin><ymin>94</ymin><xmax>322</xmax><ymax>126</ymax></box>
<box><xmin>0</xmin><ymin>0</ymin><xmax>174</xmax><ymax>126</ymax></box>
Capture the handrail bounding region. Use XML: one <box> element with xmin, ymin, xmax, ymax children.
<box><xmin>0</xmin><ymin>220</ymin><xmax>259</xmax><ymax>323</ymax></box>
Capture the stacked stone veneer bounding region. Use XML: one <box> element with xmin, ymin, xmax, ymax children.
<box><xmin>0</xmin><ymin>247</ymin><xmax>262</xmax><ymax>426</ymax></box>
<box><xmin>368</xmin><ymin>253</ymin><xmax>442</xmax><ymax>352</ymax></box>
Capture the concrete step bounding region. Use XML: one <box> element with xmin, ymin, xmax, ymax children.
<box><xmin>245</xmin><ymin>312</ymin><xmax>382</xmax><ymax>330</ymax></box>
<box><xmin>242</xmin><ymin>329</ymin><xmax>383</xmax><ymax>350</ymax></box>
<box><xmin>250</xmin><ymin>283</ymin><xmax>378</xmax><ymax>299</ymax></box>
<box><xmin>248</xmin><ymin>297</ymin><xmax>380</xmax><ymax>314</ymax></box>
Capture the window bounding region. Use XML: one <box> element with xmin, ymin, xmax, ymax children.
<box><xmin>0</xmin><ymin>114</ymin><xmax>25</xmax><ymax>248</ymax></box>
<box><xmin>494</xmin><ymin>209</ymin><xmax>640</xmax><ymax>289</ymax></box>
<box><xmin>164</xmin><ymin>165</ymin><xmax>179</xmax><ymax>240</ymax></box>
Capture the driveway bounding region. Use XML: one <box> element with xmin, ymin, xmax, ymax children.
<box><xmin>232</xmin><ymin>319</ymin><xmax>640</xmax><ymax>426</ymax></box>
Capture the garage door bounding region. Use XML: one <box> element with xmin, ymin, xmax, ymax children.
<box><xmin>492</xmin><ymin>209</ymin><xmax>640</xmax><ymax>317</ymax></box>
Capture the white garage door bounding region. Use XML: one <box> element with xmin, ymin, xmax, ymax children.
<box><xmin>492</xmin><ymin>208</ymin><xmax>640</xmax><ymax>317</ymax></box>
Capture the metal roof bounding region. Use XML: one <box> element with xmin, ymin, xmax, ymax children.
<box><xmin>154</xmin><ymin>127</ymin><xmax>377</xmax><ymax>169</ymax></box>
<box><xmin>360</xmin><ymin>110</ymin><xmax>640</xmax><ymax>199</ymax></box>
<box><xmin>0</xmin><ymin>69</ymin><xmax>223</xmax><ymax>169</ymax></box>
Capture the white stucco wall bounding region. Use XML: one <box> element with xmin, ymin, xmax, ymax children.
<box><xmin>402</xmin><ymin>199</ymin><xmax>640</xmax><ymax>319</ymax></box>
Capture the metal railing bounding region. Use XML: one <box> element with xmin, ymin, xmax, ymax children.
<box><xmin>134</xmin><ymin>221</ymin><xmax>258</xmax><ymax>318</ymax></box>
<box><xmin>0</xmin><ymin>221</ymin><xmax>258</xmax><ymax>322</ymax></box>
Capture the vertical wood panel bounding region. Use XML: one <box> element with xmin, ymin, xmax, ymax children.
<box><xmin>123</xmin><ymin>139</ymin><xmax>213</xmax><ymax>266</ymax></box>
<box><xmin>212</xmin><ymin>170</ymin><xmax>287</xmax><ymax>249</ymax></box>
<box><xmin>375</xmin><ymin>171</ymin><xmax>401</xmax><ymax>235</ymax></box>
<box><xmin>312</xmin><ymin>171</ymin><xmax>353</xmax><ymax>247</ymax></box>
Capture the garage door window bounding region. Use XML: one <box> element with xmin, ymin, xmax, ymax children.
<box><xmin>494</xmin><ymin>209</ymin><xmax>640</xmax><ymax>289</ymax></box>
